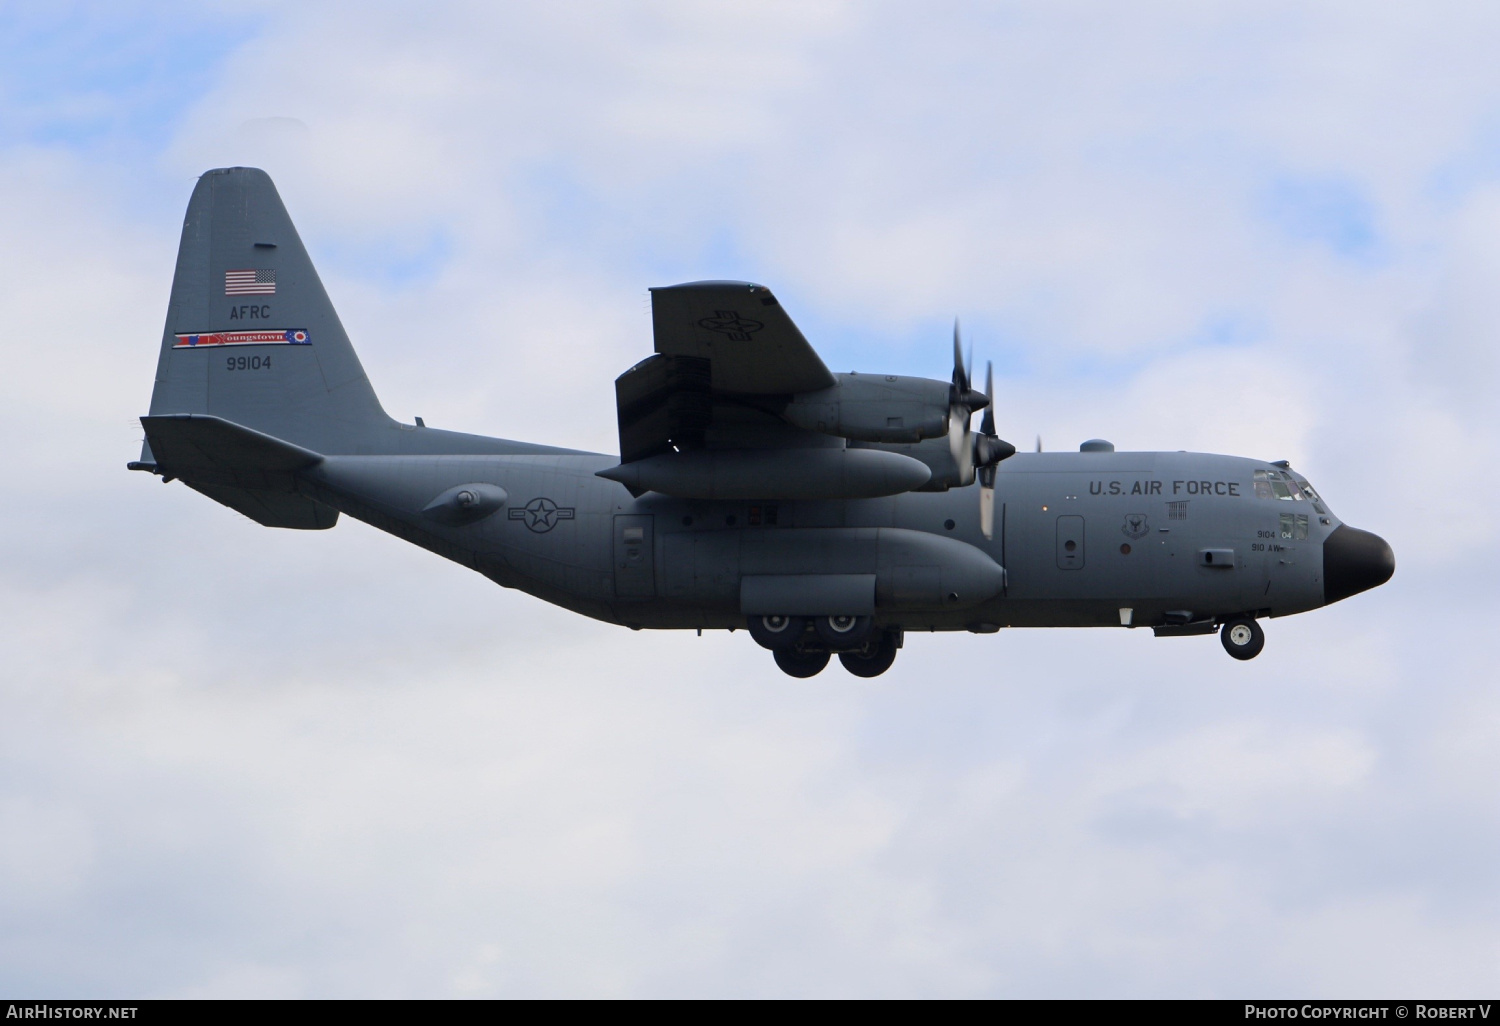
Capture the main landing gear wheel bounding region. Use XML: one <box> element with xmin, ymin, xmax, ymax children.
<box><xmin>839</xmin><ymin>631</ymin><xmax>900</xmax><ymax>678</ymax></box>
<box><xmin>1220</xmin><ymin>617</ymin><xmax>1265</xmax><ymax>660</ymax></box>
<box><xmin>774</xmin><ymin>647</ymin><xmax>831</xmax><ymax>678</ymax></box>
<box><xmin>748</xmin><ymin>614</ymin><xmax>808</xmax><ymax>651</ymax></box>
<box><xmin>814</xmin><ymin>614</ymin><xmax>874</xmax><ymax>650</ymax></box>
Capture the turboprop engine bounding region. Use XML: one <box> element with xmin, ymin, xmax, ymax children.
<box><xmin>780</xmin><ymin>372</ymin><xmax>951</xmax><ymax>443</ymax></box>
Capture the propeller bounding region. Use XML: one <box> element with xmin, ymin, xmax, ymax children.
<box><xmin>945</xmin><ymin>324</ymin><xmax>1014</xmax><ymax>537</ymax></box>
<box><xmin>973</xmin><ymin>361</ymin><xmax>1016</xmax><ymax>538</ymax></box>
<box><xmin>946</xmin><ymin>321</ymin><xmax>989</xmax><ymax>487</ymax></box>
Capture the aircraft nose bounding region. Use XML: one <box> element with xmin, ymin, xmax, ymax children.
<box><xmin>1322</xmin><ymin>525</ymin><xmax>1395</xmax><ymax>604</ymax></box>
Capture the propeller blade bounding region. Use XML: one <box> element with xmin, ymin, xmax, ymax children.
<box><xmin>971</xmin><ymin>358</ymin><xmax>1009</xmax><ymax>527</ymax></box>
<box><xmin>952</xmin><ymin>320</ymin><xmax>968</xmax><ymax>393</ymax></box>
<box><xmin>979</xmin><ymin>361</ymin><xmax>994</xmax><ymax>437</ymax></box>
<box><xmin>948</xmin><ymin>410</ymin><xmax>975</xmax><ymax>484</ymax></box>
<box><xmin>979</xmin><ymin>461</ymin><xmax>997</xmax><ymax>539</ymax></box>
<box><xmin>945</xmin><ymin>319</ymin><xmax>976</xmax><ymax>484</ymax></box>
<box><xmin>948</xmin><ymin>406</ymin><xmax>970</xmax><ymax>462</ymax></box>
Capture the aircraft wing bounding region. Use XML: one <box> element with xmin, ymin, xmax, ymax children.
<box><xmin>616</xmin><ymin>281</ymin><xmax>837</xmax><ymax>462</ymax></box>
<box><xmin>649</xmin><ymin>281</ymin><xmax>834</xmax><ymax>395</ymax></box>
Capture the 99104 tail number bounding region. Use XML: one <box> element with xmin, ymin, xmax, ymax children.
<box><xmin>226</xmin><ymin>354</ymin><xmax>272</xmax><ymax>371</ymax></box>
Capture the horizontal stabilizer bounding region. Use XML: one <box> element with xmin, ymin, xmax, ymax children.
<box><xmin>142</xmin><ymin>414</ymin><xmax>323</xmax><ymax>477</ymax></box>
<box><xmin>183</xmin><ymin>481</ymin><xmax>338</xmax><ymax>530</ymax></box>
<box><xmin>139</xmin><ymin>414</ymin><xmax>336</xmax><ymax>530</ymax></box>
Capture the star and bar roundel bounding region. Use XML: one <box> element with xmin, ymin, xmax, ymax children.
<box><xmin>508</xmin><ymin>497</ymin><xmax>576</xmax><ymax>533</ymax></box>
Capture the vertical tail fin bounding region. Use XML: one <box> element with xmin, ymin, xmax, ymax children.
<box><xmin>145</xmin><ymin>167</ymin><xmax>393</xmax><ymax>455</ymax></box>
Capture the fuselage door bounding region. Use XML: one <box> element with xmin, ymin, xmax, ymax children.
<box><xmin>1056</xmin><ymin>515</ymin><xmax>1085</xmax><ymax>570</ymax></box>
<box><xmin>613</xmin><ymin>514</ymin><xmax>655</xmax><ymax>598</ymax></box>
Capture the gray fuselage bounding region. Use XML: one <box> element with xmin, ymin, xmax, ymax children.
<box><xmin>136</xmin><ymin>168</ymin><xmax>1394</xmax><ymax>668</ymax></box>
<box><xmin>303</xmin><ymin>446</ymin><xmax>1336</xmax><ymax>633</ymax></box>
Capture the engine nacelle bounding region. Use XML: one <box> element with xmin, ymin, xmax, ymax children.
<box><xmin>781</xmin><ymin>372</ymin><xmax>949</xmax><ymax>443</ymax></box>
<box><xmin>597</xmin><ymin>446</ymin><xmax>931</xmax><ymax>499</ymax></box>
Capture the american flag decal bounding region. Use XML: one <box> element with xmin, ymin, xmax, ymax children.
<box><xmin>225</xmin><ymin>268</ymin><xmax>275</xmax><ymax>295</ymax></box>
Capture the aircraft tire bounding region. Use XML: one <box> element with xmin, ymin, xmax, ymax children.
<box><xmin>814</xmin><ymin>614</ymin><xmax>874</xmax><ymax>651</ymax></box>
<box><xmin>774</xmin><ymin>647</ymin><xmax>830</xmax><ymax>678</ymax></box>
<box><xmin>1220</xmin><ymin>617</ymin><xmax>1265</xmax><ymax>660</ymax></box>
<box><xmin>839</xmin><ymin>631</ymin><xmax>900</xmax><ymax>678</ymax></box>
<box><xmin>747</xmin><ymin>614</ymin><xmax>808</xmax><ymax>651</ymax></box>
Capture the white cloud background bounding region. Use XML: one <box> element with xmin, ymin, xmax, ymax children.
<box><xmin>0</xmin><ymin>0</ymin><xmax>1496</xmax><ymax>997</ymax></box>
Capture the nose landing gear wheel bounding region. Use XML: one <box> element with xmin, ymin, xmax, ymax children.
<box><xmin>1220</xmin><ymin>617</ymin><xmax>1265</xmax><ymax>660</ymax></box>
<box><xmin>774</xmin><ymin>647</ymin><xmax>831</xmax><ymax>678</ymax></box>
<box><xmin>838</xmin><ymin>631</ymin><xmax>900</xmax><ymax>678</ymax></box>
<box><xmin>748</xmin><ymin>614</ymin><xmax>809</xmax><ymax>651</ymax></box>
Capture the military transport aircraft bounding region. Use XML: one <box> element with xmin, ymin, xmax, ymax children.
<box><xmin>130</xmin><ymin>168</ymin><xmax>1395</xmax><ymax>677</ymax></box>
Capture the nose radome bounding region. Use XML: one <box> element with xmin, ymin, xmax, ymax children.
<box><xmin>1323</xmin><ymin>525</ymin><xmax>1395</xmax><ymax>605</ymax></box>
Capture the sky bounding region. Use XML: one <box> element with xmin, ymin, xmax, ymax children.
<box><xmin>0</xmin><ymin>0</ymin><xmax>1496</xmax><ymax>998</ymax></box>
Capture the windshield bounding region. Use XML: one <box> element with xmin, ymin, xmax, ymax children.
<box><xmin>1296</xmin><ymin>476</ymin><xmax>1327</xmax><ymax>514</ymax></box>
<box><xmin>1255</xmin><ymin>468</ymin><xmax>1297</xmax><ymax>499</ymax></box>
<box><xmin>1255</xmin><ymin>469</ymin><xmax>1328</xmax><ymax>514</ymax></box>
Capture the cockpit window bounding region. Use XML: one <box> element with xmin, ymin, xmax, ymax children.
<box><xmin>1292</xmin><ymin>475</ymin><xmax>1328</xmax><ymax>514</ymax></box>
<box><xmin>1255</xmin><ymin>468</ymin><xmax>1309</xmax><ymax>501</ymax></box>
<box><xmin>1255</xmin><ymin>468</ymin><xmax>1293</xmax><ymax>499</ymax></box>
<box><xmin>1254</xmin><ymin>469</ymin><xmax>1274</xmax><ymax>499</ymax></box>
